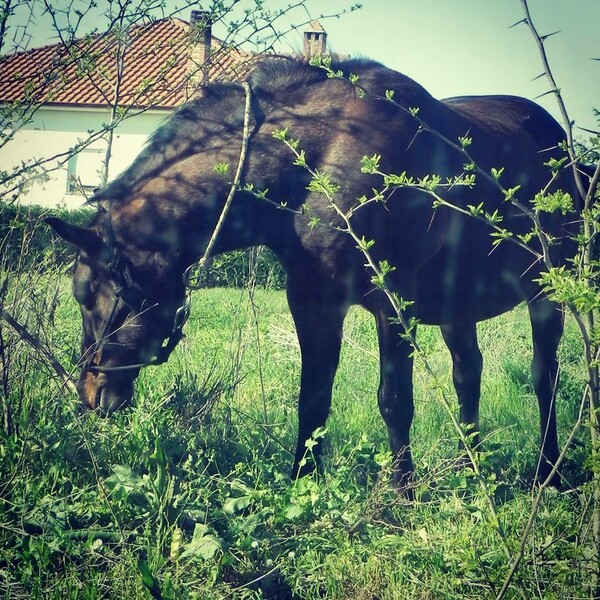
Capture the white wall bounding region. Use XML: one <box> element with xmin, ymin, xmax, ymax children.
<box><xmin>0</xmin><ymin>105</ymin><xmax>171</xmax><ymax>209</ymax></box>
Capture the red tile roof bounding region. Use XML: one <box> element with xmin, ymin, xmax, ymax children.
<box><xmin>0</xmin><ymin>17</ymin><xmax>250</xmax><ymax>109</ymax></box>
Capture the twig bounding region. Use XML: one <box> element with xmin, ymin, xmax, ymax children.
<box><xmin>185</xmin><ymin>81</ymin><xmax>253</xmax><ymax>288</ymax></box>
<box><xmin>0</xmin><ymin>306</ymin><xmax>78</xmax><ymax>395</ymax></box>
<box><xmin>495</xmin><ymin>4</ymin><xmax>600</xmax><ymax>598</ymax></box>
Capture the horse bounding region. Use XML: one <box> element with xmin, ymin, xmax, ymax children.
<box><xmin>47</xmin><ymin>57</ymin><xmax>581</xmax><ymax>491</ymax></box>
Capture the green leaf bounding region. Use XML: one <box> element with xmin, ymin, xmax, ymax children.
<box><xmin>532</xmin><ymin>190</ymin><xmax>574</xmax><ymax>215</ymax></box>
<box><xmin>485</xmin><ymin>209</ymin><xmax>503</xmax><ymax>224</ymax></box>
<box><xmin>418</xmin><ymin>174</ymin><xmax>441</xmax><ymax>191</ymax></box>
<box><xmin>293</xmin><ymin>149</ymin><xmax>307</xmax><ymax>167</ymax></box>
<box><xmin>490</xmin><ymin>228</ymin><xmax>512</xmax><ymax>247</ymax></box>
<box><xmin>181</xmin><ymin>524</ymin><xmax>223</xmax><ymax>561</ymax></box>
<box><xmin>105</xmin><ymin>464</ymin><xmax>144</xmax><ymax>494</ymax></box>
<box><xmin>306</xmin><ymin>170</ymin><xmax>340</xmax><ymax>196</ymax></box>
<box><xmin>536</xmin><ymin>266</ymin><xmax>600</xmax><ymax>312</ymax></box>
<box><xmin>272</xmin><ymin>127</ymin><xmax>289</xmax><ymax>141</ymax></box>
<box><xmin>378</xmin><ymin>259</ymin><xmax>396</xmax><ymax>277</ymax></box>
<box><xmin>544</xmin><ymin>156</ymin><xmax>568</xmax><ymax>171</ymax></box>
<box><xmin>304</xmin><ymin>437</ymin><xmax>318</xmax><ymax>451</ymax></box>
<box><xmin>284</xmin><ymin>503</ymin><xmax>304</xmax><ymax>520</ymax></box>
<box><xmin>309</xmin><ymin>216</ymin><xmax>321</xmax><ymax>229</ymax></box>
<box><xmin>517</xmin><ymin>231</ymin><xmax>536</xmax><ymax>244</ymax></box>
<box><xmin>150</xmin><ymin>437</ymin><xmax>169</xmax><ymax>495</ymax></box>
<box><xmin>356</xmin><ymin>236</ymin><xmax>375</xmax><ymax>251</ymax></box>
<box><xmin>490</xmin><ymin>167</ymin><xmax>504</xmax><ymax>180</ymax></box>
<box><xmin>360</xmin><ymin>154</ymin><xmax>381</xmax><ymax>174</ymax></box>
<box><xmin>214</xmin><ymin>162</ymin><xmax>229</xmax><ymax>177</ymax></box>
<box><xmin>383</xmin><ymin>171</ymin><xmax>413</xmax><ymax>187</ymax></box>
<box><xmin>371</xmin><ymin>188</ymin><xmax>386</xmax><ymax>202</ymax></box>
<box><xmin>138</xmin><ymin>559</ymin><xmax>162</xmax><ymax>599</ymax></box>
<box><xmin>503</xmin><ymin>185</ymin><xmax>521</xmax><ymax>202</ymax></box>
<box><xmin>458</xmin><ymin>135</ymin><xmax>472</xmax><ymax>148</ymax></box>
<box><xmin>467</xmin><ymin>202</ymin><xmax>484</xmax><ymax>216</ymax></box>
<box><xmin>223</xmin><ymin>495</ymin><xmax>251</xmax><ymax>515</ymax></box>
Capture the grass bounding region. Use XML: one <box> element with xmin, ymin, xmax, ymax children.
<box><xmin>0</xmin><ymin>277</ymin><xmax>595</xmax><ymax>599</ymax></box>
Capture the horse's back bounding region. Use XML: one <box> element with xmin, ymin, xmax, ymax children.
<box><xmin>443</xmin><ymin>95</ymin><xmax>567</xmax><ymax>147</ymax></box>
<box><xmin>259</xmin><ymin>62</ymin><xmax>575</xmax><ymax>324</ymax></box>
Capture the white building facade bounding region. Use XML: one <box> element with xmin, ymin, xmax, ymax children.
<box><xmin>1</xmin><ymin>106</ymin><xmax>169</xmax><ymax>208</ymax></box>
<box><xmin>0</xmin><ymin>10</ymin><xmax>245</xmax><ymax>209</ymax></box>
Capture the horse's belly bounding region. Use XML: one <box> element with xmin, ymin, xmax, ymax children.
<box><xmin>413</xmin><ymin>251</ymin><xmax>535</xmax><ymax>325</ymax></box>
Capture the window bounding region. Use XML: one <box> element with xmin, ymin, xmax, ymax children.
<box><xmin>66</xmin><ymin>147</ymin><xmax>105</xmax><ymax>194</ymax></box>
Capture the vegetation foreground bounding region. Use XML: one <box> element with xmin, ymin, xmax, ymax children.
<box><xmin>0</xmin><ymin>279</ymin><xmax>594</xmax><ymax>599</ymax></box>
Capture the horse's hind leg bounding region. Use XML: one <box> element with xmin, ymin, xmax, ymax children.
<box><xmin>287</xmin><ymin>278</ymin><xmax>347</xmax><ymax>480</ymax></box>
<box><xmin>440</xmin><ymin>322</ymin><xmax>483</xmax><ymax>455</ymax></box>
<box><xmin>528</xmin><ymin>298</ymin><xmax>564</xmax><ymax>487</ymax></box>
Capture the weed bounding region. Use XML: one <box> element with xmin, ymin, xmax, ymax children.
<box><xmin>0</xmin><ymin>278</ymin><xmax>593</xmax><ymax>598</ymax></box>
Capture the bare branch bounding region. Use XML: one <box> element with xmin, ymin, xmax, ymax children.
<box><xmin>0</xmin><ymin>306</ymin><xmax>78</xmax><ymax>395</ymax></box>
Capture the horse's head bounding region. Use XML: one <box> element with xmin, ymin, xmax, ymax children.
<box><xmin>46</xmin><ymin>210</ymin><xmax>188</xmax><ymax>414</ymax></box>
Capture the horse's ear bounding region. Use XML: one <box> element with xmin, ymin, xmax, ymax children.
<box><xmin>45</xmin><ymin>217</ymin><xmax>102</xmax><ymax>253</ymax></box>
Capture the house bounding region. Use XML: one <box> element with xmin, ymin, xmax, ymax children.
<box><xmin>0</xmin><ymin>10</ymin><xmax>328</xmax><ymax>209</ymax></box>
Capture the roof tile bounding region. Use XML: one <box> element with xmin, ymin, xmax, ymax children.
<box><xmin>0</xmin><ymin>17</ymin><xmax>249</xmax><ymax>109</ymax></box>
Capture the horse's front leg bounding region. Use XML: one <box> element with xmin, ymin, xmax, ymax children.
<box><xmin>375</xmin><ymin>309</ymin><xmax>416</xmax><ymax>495</ymax></box>
<box><xmin>287</xmin><ymin>278</ymin><xmax>347</xmax><ymax>479</ymax></box>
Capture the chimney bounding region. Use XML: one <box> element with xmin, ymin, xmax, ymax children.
<box><xmin>303</xmin><ymin>21</ymin><xmax>327</xmax><ymax>60</ymax></box>
<box><xmin>187</xmin><ymin>9</ymin><xmax>211</xmax><ymax>95</ymax></box>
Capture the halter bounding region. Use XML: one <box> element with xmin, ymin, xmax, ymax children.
<box><xmin>84</xmin><ymin>81</ymin><xmax>253</xmax><ymax>375</ymax></box>
<box><xmin>83</xmin><ymin>215</ymin><xmax>192</xmax><ymax>374</ymax></box>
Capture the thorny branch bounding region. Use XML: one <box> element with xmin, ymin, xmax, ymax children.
<box><xmin>496</xmin><ymin>3</ymin><xmax>600</xmax><ymax>598</ymax></box>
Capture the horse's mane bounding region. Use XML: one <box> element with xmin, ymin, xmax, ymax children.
<box><xmin>246</xmin><ymin>56</ymin><xmax>433</xmax><ymax>106</ymax></box>
<box><xmin>90</xmin><ymin>80</ymin><xmax>246</xmax><ymax>203</ymax></box>
<box><xmin>247</xmin><ymin>55</ymin><xmax>371</xmax><ymax>95</ymax></box>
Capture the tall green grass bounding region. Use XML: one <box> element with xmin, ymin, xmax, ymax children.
<box><xmin>0</xmin><ymin>280</ymin><xmax>593</xmax><ymax>598</ymax></box>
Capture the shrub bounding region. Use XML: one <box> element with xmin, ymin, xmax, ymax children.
<box><xmin>0</xmin><ymin>203</ymin><xmax>93</xmax><ymax>270</ymax></box>
<box><xmin>0</xmin><ymin>203</ymin><xmax>286</xmax><ymax>289</ymax></box>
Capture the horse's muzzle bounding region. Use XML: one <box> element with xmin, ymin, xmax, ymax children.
<box><xmin>79</xmin><ymin>370</ymin><xmax>135</xmax><ymax>414</ymax></box>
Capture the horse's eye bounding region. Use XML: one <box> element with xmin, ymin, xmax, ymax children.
<box><xmin>74</xmin><ymin>278</ymin><xmax>92</xmax><ymax>307</ymax></box>
<box><xmin>73</xmin><ymin>257</ymin><xmax>99</xmax><ymax>308</ymax></box>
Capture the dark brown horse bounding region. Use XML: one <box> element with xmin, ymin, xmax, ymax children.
<box><xmin>47</xmin><ymin>58</ymin><xmax>581</xmax><ymax>490</ymax></box>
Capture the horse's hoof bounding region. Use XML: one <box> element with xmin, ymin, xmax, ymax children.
<box><xmin>392</xmin><ymin>472</ymin><xmax>416</xmax><ymax>501</ymax></box>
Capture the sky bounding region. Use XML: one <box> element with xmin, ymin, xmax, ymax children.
<box><xmin>7</xmin><ymin>0</ymin><xmax>600</xmax><ymax>134</ymax></box>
